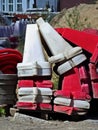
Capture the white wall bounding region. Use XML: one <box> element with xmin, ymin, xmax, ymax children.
<box><xmin>0</xmin><ymin>0</ymin><xmax>58</xmax><ymax>13</ymax></box>
<box><xmin>0</xmin><ymin>0</ymin><xmax>34</xmax><ymax>13</ymax></box>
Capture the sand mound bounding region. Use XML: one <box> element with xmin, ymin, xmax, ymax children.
<box><xmin>50</xmin><ymin>3</ymin><xmax>98</xmax><ymax>30</ymax></box>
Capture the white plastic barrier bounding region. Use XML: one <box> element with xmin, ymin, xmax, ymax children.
<box><xmin>36</xmin><ymin>17</ymin><xmax>86</xmax><ymax>75</ymax></box>
<box><xmin>18</xmin><ymin>87</ymin><xmax>53</xmax><ymax>96</ymax></box>
<box><xmin>54</xmin><ymin>97</ymin><xmax>90</xmax><ymax>109</ymax></box>
<box><xmin>17</xmin><ymin>24</ymin><xmax>51</xmax><ymax>78</ymax></box>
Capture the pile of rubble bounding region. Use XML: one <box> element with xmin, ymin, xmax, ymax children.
<box><xmin>15</xmin><ymin>17</ymin><xmax>98</xmax><ymax>116</ymax></box>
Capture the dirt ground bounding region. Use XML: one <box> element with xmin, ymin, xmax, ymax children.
<box><xmin>0</xmin><ymin>112</ymin><xmax>98</xmax><ymax>130</ymax></box>
<box><xmin>0</xmin><ymin>102</ymin><xmax>98</xmax><ymax>130</ymax></box>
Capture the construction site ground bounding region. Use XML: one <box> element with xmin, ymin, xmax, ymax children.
<box><xmin>0</xmin><ymin>112</ymin><xmax>98</xmax><ymax>130</ymax></box>
<box><xmin>0</xmin><ymin>101</ymin><xmax>98</xmax><ymax>130</ymax></box>
<box><xmin>1</xmin><ymin>2</ymin><xmax>98</xmax><ymax>130</ymax></box>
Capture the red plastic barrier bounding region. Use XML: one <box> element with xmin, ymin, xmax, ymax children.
<box><xmin>54</xmin><ymin>105</ymin><xmax>87</xmax><ymax>115</ymax></box>
<box><xmin>16</xmin><ymin>102</ymin><xmax>52</xmax><ymax>110</ymax></box>
<box><xmin>91</xmin><ymin>83</ymin><xmax>98</xmax><ymax>98</ymax></box>
<box><xmin>89</xmin><ymin>63</ymin><xmax>98</xmax><ymax>81</ymax></box>
<box><xmin>18</xmin><ymin>80</ymin><xmax>35</xmax><ymax>88</ymax></box>
<box><xmin>62</xmin><ymin>67</ymin><xmax>90</xmax><ymax>99</ymax></box>
<box><xmin>54</xmin><ymin>105</ymin><xmax>73</xmax><ymax>115</ymax></box>
<box><xmin>35</xmin><ymin>80</ymin><xmax>53</xmax><ymax>88</ymax></box>
<box><xmin>53</xmin><ymin>66</ymin><xmax>91</xmax><ymax>115</ymax></box>
<box><xmin>89</xmin><ymin>43</ymin><xmax>98</xmax><ymax>98</ymax></box>
<box><xmin>83</xmin><ymin>28</ymin><xmax>98</xmax><ymax>35</ymax></box>
<box><xmin>0</xmin><ymin>48</ymin><xmax>22</xmax><ymax>74</ymax></box>
<box><xmin>90</xmin><ymin>43</ymin><xmax>98</xmax><ymax>64</ymax></box>
<box><xmin>56</xmin><ymin>28</ymin><xmax>98</xmax><ymax>54</ymax></box>
<box><xmin>18</xmin><ymin>80</ymin><xmax>53</xmax><ymax>88</ymax></box>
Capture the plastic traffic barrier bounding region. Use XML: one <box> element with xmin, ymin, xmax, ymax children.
<box><xmin>36</xmin><ymin>17</ymin><xmax>86</xmax><ymax>75</ymax></box>
<box><xmin>17</xmin><ymin>24</ymin><xmax>51</xmax><ymax>78</ymax></box>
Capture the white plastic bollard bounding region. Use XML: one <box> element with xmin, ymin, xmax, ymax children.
<box><xmin>36</xmin><ymin>17</ymin><xmax>86</xmax><ymax>75</ymax></box>
<box><xmin>17</xmin><ymin>24</ymin><xmax>51</xmax><ymax>78</ymax></box>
